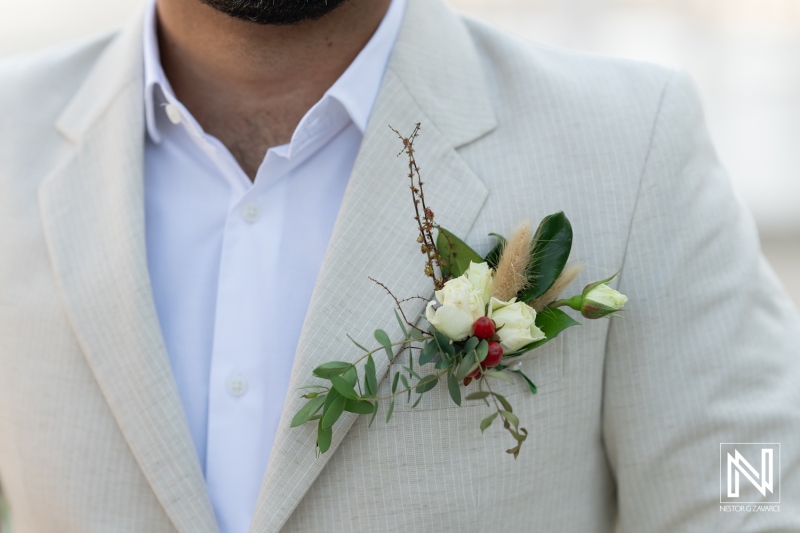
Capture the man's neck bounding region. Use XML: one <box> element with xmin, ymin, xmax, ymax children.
<box><xmin>156</xmin><ymin>0</ymin><xmax>392</xmax><ymax>179</ymax></box>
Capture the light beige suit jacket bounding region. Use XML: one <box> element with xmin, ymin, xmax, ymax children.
<box><xmin>1</xmin><ymin>0</ymin><xmax>799</xmax><ymax>531</ymax></box>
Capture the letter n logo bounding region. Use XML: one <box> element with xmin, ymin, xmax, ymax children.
<box><xmin>720</xmin><ymin>443</ymin><xmax>780</xmax><ymax>503</ymax></box>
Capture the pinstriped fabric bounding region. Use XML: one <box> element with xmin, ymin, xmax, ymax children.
<box><xmin>1</xmin><ymin>0</ymin><xmax>799</xmax><ymax>531</ymax></box>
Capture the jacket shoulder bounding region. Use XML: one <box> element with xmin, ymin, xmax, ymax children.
<box><xmin>461</xmin><ymin>14</ymin><xmax>675</xmax><ymax>135</ymax></box>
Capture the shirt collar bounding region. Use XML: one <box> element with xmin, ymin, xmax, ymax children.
<box><xmin>142</xmin><ymin>0</ymin><xmax>406</xmax><ymax>145</ymax></box>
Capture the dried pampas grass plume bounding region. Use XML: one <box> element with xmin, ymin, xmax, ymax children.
<box><xmin>491</xmin><ymin>221</ymin><xmax>533</xmax><ymax>301</ymax></box>
<box><xmin>530</xmin><ymin>263</ymin><xmax>585</xmax><ymax>311</ymax></box>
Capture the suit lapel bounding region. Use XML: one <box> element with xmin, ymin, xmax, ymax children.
<box><xmin>248</xmin><ymin>0</ymin><xmax>497</xmax><ymax>531</ymax></box>
<box><xmin>38</xmin><ymin>12</ymin><xmax>219</xmax><ymax>533</ymax></box>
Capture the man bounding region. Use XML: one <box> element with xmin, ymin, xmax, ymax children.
<box><xmin>0</xmin><ymin>0</ymin><xmax>798</xmax><ymax>531</ymax></box>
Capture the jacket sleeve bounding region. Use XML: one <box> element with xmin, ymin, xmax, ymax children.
<box><xmin>602</xmin><ymin>70</ymin><xmax>800</xmax><ymax>531</ymax></box>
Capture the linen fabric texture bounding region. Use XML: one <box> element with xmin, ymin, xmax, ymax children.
<box><xmin>0</xmin><ymin>0</ymin><xmax>799</xmax><ymax>531</ymax></box>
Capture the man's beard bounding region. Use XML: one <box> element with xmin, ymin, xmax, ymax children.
<box><xmin>199</xmin><ymin>0</ymin><xmax>349</xmax><ymax>25</ymax></box>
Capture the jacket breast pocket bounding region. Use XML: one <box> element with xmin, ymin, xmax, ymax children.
<box><xmin>383</xmin><ymin>334</ymin><xmax>566</xmax><ymax>414</ymax></box>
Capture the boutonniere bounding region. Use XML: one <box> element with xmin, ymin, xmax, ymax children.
<box><xmin>292</xmin><ymin>124</ymin><xmax>628</xmax><ymax>458</ymax></box>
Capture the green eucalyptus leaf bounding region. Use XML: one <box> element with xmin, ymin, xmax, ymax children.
<box><xmin>462</xmin><ymin>336</ymin><xmax>480</xmax><ymax>355</ymax></box>
<box><xmin>437</xmin><ymin>226</ymin><xmax>482</xmax><ymax>278</ymax></box>
<box><xmin>484</xmin><ymin>233</ymin><xmax>507</xmax><ymax>270</ymax></box>
<box><xmin>513</xmin><ymin>369</ymin><xmax>537</xmax><ymax>394</ymax></box>
<box><xmin>494</xmin><ymin>393</ymin><xmax>513</xmax><ymax>413</ymax></box>
<box><xmin>475</xmin><ymin>339</ymin><xmax>489</xmax><ymax>363</ymax></box>
<box><xmin>483</xmin><ymin>370</ymin><xmax>514</xmax><ymax>383</ymax></box>
<box><xmin>374</xmin><ymin>329</ymin><xmax>394</xmax><ymax>360</ymax></box>
<box><xmin>386</xmin><ymin>399</ymin><xmax>395</xmax><ymax>423</ymax></box>
<box><xmin>500</xmin><ymin>410</ymin><xmax>519</xmax><ymax>429</ymax></box>
<box><xmin>466</xmin><ymin>391</ymin><xmax>490</xmax><ymax>401</ymax></box>
<box><xmin>391</xmin><ymin>371</ymin><xmax>400</xmax><ymax>394</ymax></box>
<box><xmin>312</xmin><ymin>362</ymin><xmax>351</xmax><ymax>379</ymax></box>
<box><xmin>346</xmin><ymin>334</ymin><xmax>370</xmax><ymax>353</ymax></box>
<box><xmin>455</xmin><ymin>351</ymin><xmax>478</xmax><ymax>381</ymax></box>
<box><xmin>364</xmin><ymin>355</ymin><xmax>378</xmax><ymax>397</ymax></box>
<box><xmin>480</xmin><ymin>412</ymin><xmax>498</xmax><ymax>433</ymax></box>
<box><xmin>419</xmin><ymin>340</ymin><xmax>438</xmax><ymax>366</ymax></box>
<box><xmin>412</xmin><ymin>394</ymin><xmax>424</xmax><ymax>408</ymax></box>
<box><xmin>317</xmin><ymin>421</ymin><xmax>333</xmax><ymax>454</ymax></box>
<box><xmin>433</xmin><ymin>331</ymin><xmax>455</xmax><ymax>357</ymax></box>
<box><xmin>330</xmin><ymin>376</ymin><xmax>359</xmax><ymax>400</ymax></box>
<box><xmin>344</xmin><ymin>399</ymin><xmax>375</xmax><ymax>415</ymax></box>
<box><xmin>519</xmin><ymin>211</ymin><xmax>573</xmax><ymax>302</ymax></box>
<box><xmin>447</xmin><ymin>373</ymin><xmax>461</xmax><ymax>406</ymax></box>
<box><xmin>415</xmin><ymin>374</ymin><xmax>439</xmax><ymax>394</ymax></box>
<box><xmin>434</xmin><ymin>357</ymin><xmax>450</xmax><ymax>370</ymax></box>
<box><xmin>290</xmin><ymin>394</ymin><xmax>327</xmax><ymax>428</ymax></box>
<box><xmin>368</xmin><ymin>403</ymin><xmax>379</xmax><ymax>427</ymax></box>
<box><xmin>343</xmin><ymin>367</ymin><xmax>358</xmax><ymax>387</ymax></box>
<box><xmin>321</xmin><ymin>394</ymin><xmax>346</xmax><ymax>430</ymax></box>
<box><xmin>400</xmin><ymin>375</ymin><xmax>411</xmax><ymax>401</ymax></box>
<box><xmin>394</xmin><ymin>308</ymin><xmax>410</xmax><ymax>339</ymax></box>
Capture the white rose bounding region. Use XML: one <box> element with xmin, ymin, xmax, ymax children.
<box><xmin>465</xmin><ymin>261</ymin><xmax>493</xmax><ymax>306</ymax></box>
<box><xmin>425</xmin><ymin>276</ymin><xmax>485</xmax><ymax>341</ymax></box>
<box><xmin>581</xmin><ymin>283</ymin><xmax>627</xmax><ymax>319</ymax></box>
<box><xmin>488</xmin><ymin>297</ymin><xmax>546</xmax><ymax>353</ymax></box>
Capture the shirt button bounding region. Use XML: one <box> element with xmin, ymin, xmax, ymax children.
<box><xmin>241</xmin><ymin>203</ymin><xmax>261</xmax><ymax>223</ymax></box>
<box><xmin>226</xmin><ymin>376</ymin><xmax>248</xmax><ymax>398</ymax></box>
<box><xmin>164</xmin><ymin>104</ymin><xmax>182</xmax><ymax>125</ymax></box>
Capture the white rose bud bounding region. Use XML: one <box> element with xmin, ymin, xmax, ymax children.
<box><xmin>581</xmin><ymin>283</ymin><xmax>627</xmax><ymax>319</ymax></box>
<box><xmin>488</xmin><ymin>297</ymin><xmax>546</xmax><ymax>353</ymax></box>
<box><xmin>425</xmin><ymin>276</ymin><xmax>485</xmax><ymax>341</ymax></box>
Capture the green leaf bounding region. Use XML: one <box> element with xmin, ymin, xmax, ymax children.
<box><xmin>507</xmin><ymin>307</ymin><xmax>580</xmax><ymax>355</ymax></box>
<box><xmin>513</xmin><ymin>369</ymin><xmax>537</xmax><ymax>394</ymax></box>
<box><xmin>321</xmin><ymin>394</ymin><xmax>346</xmax><ymax>430</ymax></box>
<box><xmin>386</xmin><ymin>399</ymin><xmax>395</xmax><ymax>423</ymax></box>
<box><xmin>483</xmin><ymin>370</ymin><xmax>514</xmax><ymax>383</ymax></box>
<box><xmin>317</xmin><ymin>421</ymin><xmax>333</xmax><ymax>454</ymax></box>
<box><xmin>412</xmin><ymin>394</ymin><xmax>424</xmax><ymax>408</ymax></box>
<box><xmin>484</xmin><ymin>233</ymin><xmax>507</xmax><ymax>269</ymax></box>
<box><xmin>462</xmin><ymin>336</ymin><xmax>480</xmax><ymax>355</ymax></box>
<box><xmin>344</xmin><ymin>399</ymin><xmax>375</xmax><ymax>415</ymax></box>
<box><xmin>447</xmin><ymin>373</ymin><xmax>462</xmax><ymax>406</ymax></box>
<box><xmin>475</xmin><ymin>339</ymin><xmax>489</xmax><ymax>363</ymax></box>
<box><xmin>500</xmin><ymin>410</ymin><xmax>519</xmax><ymax>429</ymax></box>
<box><xmin>364</xmin><ymin>355</ymin><xmax>378</xmax><ymax>397</ymax></box>
<box><xmin>433</xmin><ymin>331</ymin><xmax>455</xmax><ymax>358</ymax></box>
<box><xmin>330</xmin><ymin>376</ymin><xmax>359</xmax><ymax>400</ymax></box>
<box><xmin>480</xmin><ymin>412</ymin><xmax>498</xmax><ymax>432</ymax></box>
<box><xmin>415</xmin><ymin>374</ymin><xmax>439</xmax><ymax>394</ymax></box>
<box><xmin>391</xmin><ymin>371</ymin><xmax>400</xmax><ymax>394</ymax></box>
<box><xmin>290</xmin><ymin>394</ymin><xmax>327</xmax><ymax>428</ymax></box>
<box><xmin>369</xmin><ymin>403</ymin><xmax>379</xmax><ymax>427</ymax></box>
<box><xmin>437</xmin><ymin>226</ymin><xmax>483</xmax><ymax>278</ymax></box>
<box><xmin>400</xmin><ymin>374</ymin><xmax>411</xmax><ymax>401</ymax></box>
<box><xmin>466</xmin><ymin>391</ymin><xmax>490</xmax><ymax>401</ymax></box>
<box><xmin>342</xmin><ymin>366</ymin><xmax>358</xmax><ymax>387</ymax></box>
<box><xmin>519</xmin><ymin>211</ymin><xmax>573</xmax><ymax>302</ymax></box>
<box><xmin>312</xmin><ymin>362</ymin><xmax>351</xmax><ymax>379</ymax></box>
<box><xmin>419</xmin><ymin>340</ymin><xmax>438</xmax><ymax>366</ymax></box>
<box><xmin>455</xmin><ymin>351</ymin><xmax>478</xmax><ymax>381</ymax></box>
<box><xmin>346</xmin><ymin>334</ymin><xmax>370</xmax><ymax>353</ymax></box>
<box><xmin>374</xmin><ymin>329</ymin><xmax>393</xmax><ymax>360</ymax></box>
<box><xmin>394</xmin><ymin>308</ymin><xmax>409</xmax><ymax>339</ymax></box>
<box><xmin>494</xmin><ymin>393</ymin><xmax>513</xmax><ymax>413</ymax></box>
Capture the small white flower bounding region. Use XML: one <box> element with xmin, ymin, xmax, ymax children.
<box><xmin>488</xmin><ymin>297</ymin><xmax>546</xmax><ymax>353</ymax></box>
<box><xmin>426</xmin><ymin>276</ymin><xmax>485</xmax><ymax>341</ymax></box>
<box><xmin>582</xmin><ymin>283</ymin><xmax>627</xmax><ymax>319</ymax></box>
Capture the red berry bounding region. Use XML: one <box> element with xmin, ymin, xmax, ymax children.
<box><xmin>472</xmin><ymin>316</ymin><xmax>495</xmax><ymax>340</ymax></box>
<box><xmin>466</xmin><ymin>366</ymin><xmax>482</xmax><ymax>379</ymax></box>
<box><xmin>483</xmin><ymin>342</ymin><xmax>504</xmax><ymax>368</ymax></box>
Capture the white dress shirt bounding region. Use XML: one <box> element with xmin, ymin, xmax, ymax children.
<box><xmin>141</xmin><ymin>0</ymin><xmax>406</xmax><ymax>531</ymax></box>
